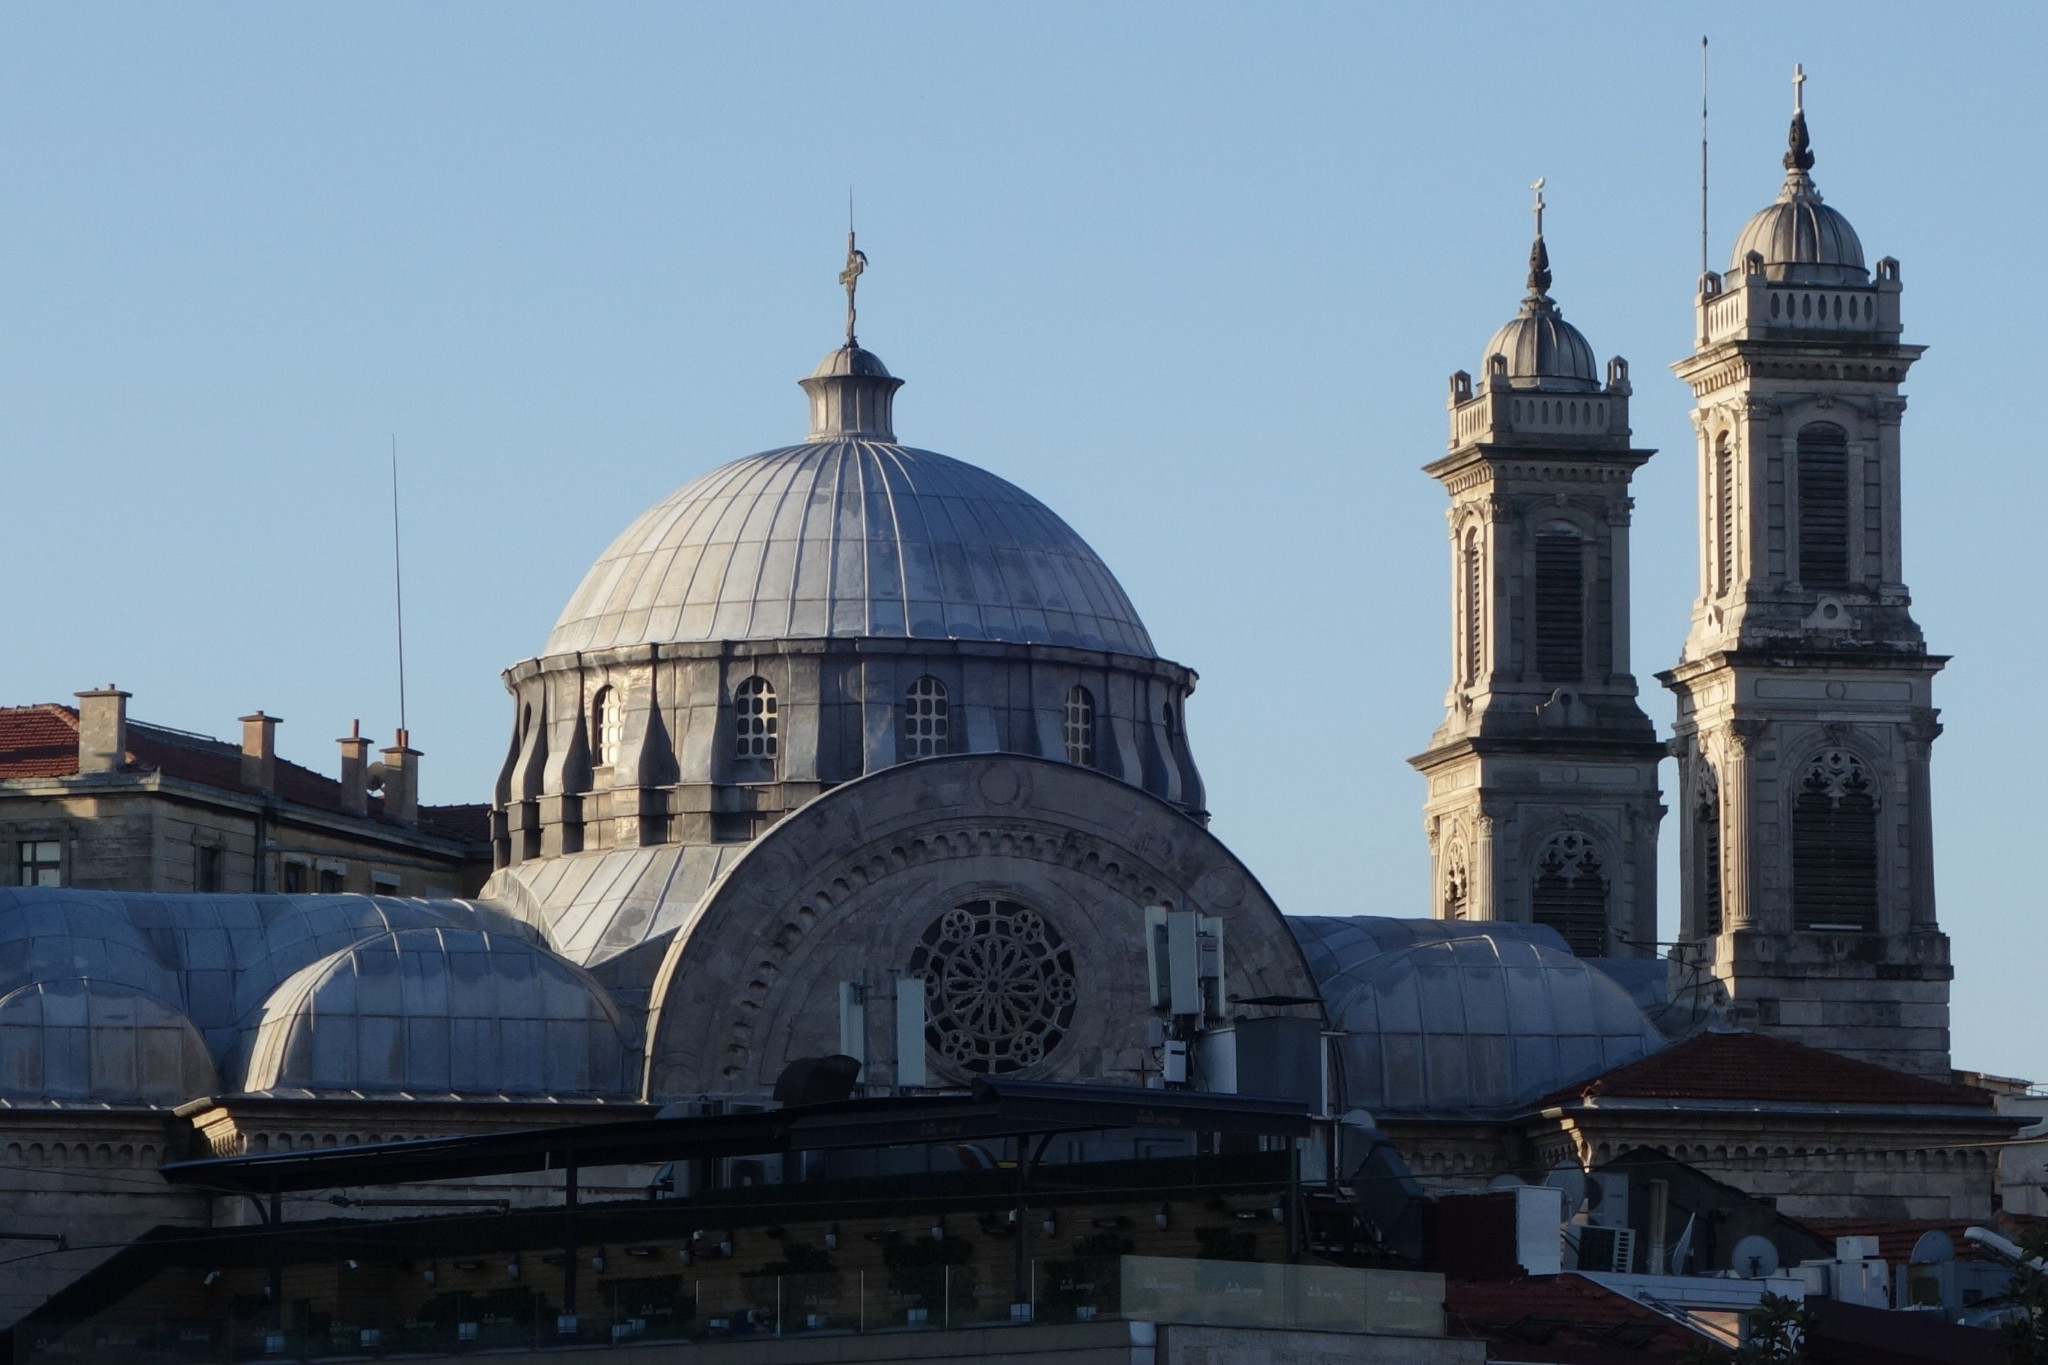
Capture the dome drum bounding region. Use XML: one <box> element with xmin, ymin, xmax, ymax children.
<box><xmin>492</xmin><ymin>637</ymin><xmax>1204</xmax><ymax>870</ymax></box>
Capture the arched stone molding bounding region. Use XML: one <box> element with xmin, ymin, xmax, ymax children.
<box><xmin>641</xmin><ymin>754</ymin><xmax>1317</xmax><ymax>1099</ymax></box>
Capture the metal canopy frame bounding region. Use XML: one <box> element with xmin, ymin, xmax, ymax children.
<box><xmin>161</xmin><ymin>1078</ymin><xmax>1312</xmax><ymax>1196</ymax></box>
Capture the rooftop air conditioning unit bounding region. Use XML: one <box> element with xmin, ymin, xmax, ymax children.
<box><xmin>1578</xmin><ymin>1225</ymin><xmax>1637</xmax><ymax>1274</ymax></box>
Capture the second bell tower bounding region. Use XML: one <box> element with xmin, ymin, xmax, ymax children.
<box><xmin>1413</xmin><ymin>192</ymin><xmax>1665</xmax><ymax>958</ymax></box>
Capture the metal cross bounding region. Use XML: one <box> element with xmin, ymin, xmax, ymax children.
<box><xmin>1792</xmin><ymin>62</ymin><xmax>1805</xmax><ymax>115</ymax></box>
<box><xmin>1530</xmin><ymin>177</ymin><xmax>1546</xmax><ymax>237</ymax></box>
<box><xmin>838</xmin><ymin>229</ymin><xmax>868</xmax><ymax>348</ymax></box>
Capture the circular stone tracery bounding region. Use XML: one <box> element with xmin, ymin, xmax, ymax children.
<box><xmin>909</xmin><ymin>899</ymin><xmax>1077</xmax><ymax>1075</ymax></box>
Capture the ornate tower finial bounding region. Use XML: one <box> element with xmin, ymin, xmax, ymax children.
<box><xmin>1783</xmin><ymin>63</ymin><xmax>1815</xmax><ymax>177</ymax></box>
<box><xmin>1525</xmin><ymin>177</ymin><xmax>1553</xmax><ymax>302</ymax></box>
<box><xmin>838</xmin><ymin>201</ymin><xmax>868</xmax><ymax>349</ymax></box>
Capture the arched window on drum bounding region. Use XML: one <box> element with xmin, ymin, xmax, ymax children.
<box><xmin>902</xmin><ymin>676</ymin><xmax>949</xmax><ymax>759</ymax></box>
<box><xmin>733</xmin><ymin>676</ymin><xmax>778</xmax><ymax>781</ymax></box>
<box><xmin>591</xmin><ymin>686</ymin><xmax>622</xmax><ymax>769</ymax></box>
<box><xmin>1063</xmin><ymin>687</ymin><xmax>1094</xmax><ymax>767</ymax></box>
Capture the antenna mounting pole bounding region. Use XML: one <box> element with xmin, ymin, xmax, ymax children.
<box><xmin>1701</xmin><ymin>35</ymin><xmax>1710</xmax><ymax>283</ymax></box>
<box><xmin>390</xmin><ymin>435</ymin><xmax>409</xmax><ymax>738</ymax></box>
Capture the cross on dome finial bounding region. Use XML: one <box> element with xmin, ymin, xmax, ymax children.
<box><xmin>1524</xmin><ymin>177</ymin><xmax>1553</xmax><ymax>304</ymax></box>
<box><xmin>1783</xmin><ymin>63</ymin><xmax>1816</xmax><ymax>180</ymax></box>
<box><xmin>838</xmin><ymin>201</ymin><xmax>868</xmax><ymax>349</ymax></box>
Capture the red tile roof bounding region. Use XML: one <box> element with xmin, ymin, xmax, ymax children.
<box><xmin>0</xmin><ymin>703</ymin><xmax>485</xmax><ymax>849</ymax></box>
<box><xmin>1544</xmin><ymin>1030</ymin><xmax>1995</xmax><ymax>1110</ymax></box>
<box><xmin>1797</xmin><ymin>1215</ymin><xmax>2035</xmax><ymax>1266</ymax></box>
<box><xmin>0</xmin><ymin>705</ymin><xmax>85</xmax><ymax>779</ymax></box>
<box><xmin>1446</xmin><ymin>1274</ymin><xmax>1705</xmax><ymax>1362</ymax></box>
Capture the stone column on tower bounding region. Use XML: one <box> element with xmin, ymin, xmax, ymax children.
<box><xmin>1412</xmin><ymin>188</ymin><xmax>1666</xmax><ymax>959</ymax></box>
<box><xmin>1661</xmin><ymin>69</ymin><xmax>1950</xmax><ymax>1077</ymax></box>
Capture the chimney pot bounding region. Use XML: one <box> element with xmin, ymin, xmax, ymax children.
<box><xmin>74</xmin><ymin>687</ymin><xmax>131</xmax><ymax>774</ymax></box>
<box><xmin>379</xmin><ymin>732</ymin><xmax>422</xmax><ymax>825</ymax></box>
<box><xmin>337</xmin><ymin>720</ymin><xmax>372</xmax><ymax>817</ymax></box>
<box><xmin>239</xmin><ymin>712</ymin><xmax>281</xmax><ymax>793</ymax></box>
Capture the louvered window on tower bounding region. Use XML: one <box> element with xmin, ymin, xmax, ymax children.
<box><xmin>1461</xmin><ymin>530</ymin><xmax>1484</xmax><ymax>685</ymax></box>
<box><xmin>1797</xmin><ymin>422</ymin><xmax>1851</xmax><ymax>588</ymax></box>
<box><xmin>1696</xmin><ymin>771</ymin><xmax>1723</xmax><ymax>937</ymax></box>
<box><xmin>902</xmin><ymin>675</ymin><xmax>949</xmax><ymax>758</ymax></box>
<box><xmin>1531</xmin><ymin>831</ymin><xmax>1607</xmax><ymax>957</ymax></box>
<box><xmin>1792</xmin><ymin>749</ymin><xmax>1879</xmax><ymax>932</ymax></box>
<box><xmin>1063</xmin><ymin>686</ymin><xmax>1094</xmax><ymax>767</ymax></box>
<box><xmin>1714</xmin><ymin>433</ymin><xmax>1736</xmax><ymax>597</ymax></box>
<box><xmin>1533</xmin><ymin>530</ymin><xmax>1585</xmax><ymax>682</ymax></box>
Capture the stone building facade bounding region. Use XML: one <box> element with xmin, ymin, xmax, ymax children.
<box><xmin>1412</xmin><ymin>209</ymin><xmax>1666</xmax><ymax>959</ymax></box>
<box><xmin>0</xmin><ymin>691</ymin><xmax>488</xmax><ymax>899</ymax></box>
<box><xmin>1660</xmin><ymin>93</ymin><xmax>1950</xmax><ymax>1078</ymax></box>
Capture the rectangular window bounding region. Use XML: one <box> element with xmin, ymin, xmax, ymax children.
<box><xmin>281</xmin><ymin>862</ymin><xmax>308</xmax><ymax>894</ymax></box>
<box><xmin>17</xmin><ymin>840</ymin><xmax>62</xmax><ymax>887</ymax></box>
<box><xmin>196</xmin><ymin>845</ymin><xmax>224</xmax><ymax>893</ymax></box>
<box><xmin>317</xmin><ymin>868</ymin><xmax>345</xmax><ymax>895</ymax></box>
<box><xmin>370</xmin><ymin>871</ymin><xmax>401</xmax><ymax>895</ymax></box>
<box><xmin>1533</xmin><ymin>532</ymin><xmax>1585</xmax><ymax>682</ymax></box>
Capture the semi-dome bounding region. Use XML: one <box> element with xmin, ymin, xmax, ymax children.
<box><xmin>241</xmin><ymin>928</ymin><xmax>636</xmax><ymax>1098</ymax></box>
<box><xmin>1291</xmin><ymin>917</ymin><xmax>1663</xmax><ymax>1118</ymax></box>
<box><xmin>1729</xmin><ymin>103</ymin><xmax>1867</xmax><ymax>285</ymax></box>
<box><xmin>1482</xmin><ymin>229</ymin><xmax>1599</xmax><ymax>392</ymax></box>
<box><xmin>0</xmin><ymin>978</ymin><xmax>217</xmax><ymax>1104</ymax></box>
<box><xmin>544</xmin><ymin>347</ymin><xmax>1156</xmax><ymax>658</ymax></box>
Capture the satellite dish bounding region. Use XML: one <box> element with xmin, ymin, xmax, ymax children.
<box><xmin>1544</xmin><ymin>1162</ymin><xmax>1592</xmax><ymax>1220</ymax></box>
<box><xmin>1731</xmin><ymin>1234</ymin><xmax>1780</xmax><ymax>1278</ymax></box>
<box><xmin>1910</xmin><ymin>1231</ymin><xmax>1955</xmax><ymax>1265</ymax></box>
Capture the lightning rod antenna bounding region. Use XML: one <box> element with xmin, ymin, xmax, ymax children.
<box><xmin>390</xmin><ymin>434</ymin><xmax>409</xmax><ymax>738</ymax></box>
<box><xmin>1700</xmin><ymin>35</ymin><xmax>1710</xmax><ymax>283</ymax></box>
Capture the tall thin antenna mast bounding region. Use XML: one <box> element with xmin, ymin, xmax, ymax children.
<box><xmin>1700</xmin><ymin>35</ymin><xmax>1710</xmax><ymax>282</ymax></box>
<box><xmin>389</xmin><ymin>434</ymin><xmax>409</xmax><ymax>738</ymax></box>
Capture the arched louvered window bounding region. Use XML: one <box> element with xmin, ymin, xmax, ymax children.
<box><xmin>903</xmin><ymin>675</ymin><xmax>949</xmax><ymax>758</ymax></box>
<box><xmin>1792</xmin><ymin>749</ymin><xmax>1878</xmax><ymax>932</ymax></box>
<box><xmin>1533</xmin><ymin>527</ymin><xmax>1586</xmax><ymax>682</ymax></box>
<box><xmin>592</xmin><ymin>687</ymin><xmax>622</xmax><ymax>768</ymax></box>
<box><xmin>1532</xmin><ymin>831</ymin><xmax>1607</xmax><ymax>957</ymax></box>
<box><xmin>1063</xmin><ymin>686</ymin><xmax>1094</xmax><ymax>767</ymax></box>
<box><xmin>1797</xmin><ymin>422</ymin><xmax>1851</xmax><ymax>588</ymax></box>
<box><xmin>1461</xmin><ymin>529</ymin><xmax>1484</xmax><ymax>685</ymax></box>
<box><xmin>733</xmin><ymin>676</ymin><xmax>778</xmax><ymax>769</ymax></box>
<box><xmin>1714</xmin><ymin>432</ymin><xmax>1736</xmax><ymax>598</ymax></box>
<box><xmin>1695</xmin><ymin>765</ymin><xmax>1722</xmax><ymax>936</ymax></box>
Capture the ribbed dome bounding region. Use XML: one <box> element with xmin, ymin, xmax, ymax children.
<box><xmin>1731</xmin><ymin>192</ymin><xmax>1866</xmax><ymax>285</ymax></box>
<box><xmin>1730</xmin><ymin>106</ymin><xmax>1867</xmax><ymax>286</ymax></box>
<box><xmin>1484</xmin><ymin>305</ymin><xmax>1599</xmax><ymax>392</ymax></box>
<box><xmin>546</xmin><ymin>362</ymin><xmax>1157</xmax><ymax>658</ymax></box>
<box><xmin>1481</xmin><ymin>229</ymin><xmax>1600</xmax><ymax>392</ymax></box>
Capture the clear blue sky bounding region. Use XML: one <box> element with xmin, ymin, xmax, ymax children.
<box><xmin>3</xmin><ymin>4</ymin><xmax>2041</xmax><ymax>1079</ymax></box>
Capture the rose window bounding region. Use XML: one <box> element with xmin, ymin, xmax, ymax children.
<box><xmin>908</xmin><ymin>899</ymin><xmax>1077</xmax><ymax>1075</ymax></box>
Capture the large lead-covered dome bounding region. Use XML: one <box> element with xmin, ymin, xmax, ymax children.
<box><xmin>544</xmin><ymin>346</ymin><xmax>1156</xmax><ymax>659</ymax></box>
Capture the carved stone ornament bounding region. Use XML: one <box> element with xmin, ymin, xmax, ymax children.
<box><xmin>908</xmin><ymin>898</ymin><xmax>1078</xmax><ymax>1075</ymax></box>
<box><xmin>1536</xmin><ymin>830</ymin><xmax>1603</xmax><ymax>882</ymax></box>
<box><xmin>1802</xmin><ymin>749</ymin><xmax>1876</xmax><ymax>808</ymax></box>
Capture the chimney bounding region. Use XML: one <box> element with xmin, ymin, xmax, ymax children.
<box><xmin>380</xmin><ymin>728</ymin><xmax>421</xmax><ymax>824</ymax></box>
<box><xmin>337</xmin><ymin>719</ymin><xmax>371</xmax><ymax>816</ymax></box>
<box><xmin>240</xmin><ymin>712</ymin><xmax>280</xmax><ymax>792</ymax></box>
<box><xmin>74</xmin><ymin>686</ymin><xmax>130</xmax><ymax>774</ymax></box>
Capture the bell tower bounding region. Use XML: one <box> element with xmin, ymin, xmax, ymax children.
<box><xmin>1413</xmin><ymin>189</ymin><xmax>1665</xmax><ymax>958</ymax></box>
<box><xmin>1662</xmin><ymin>70</ymin><xmax>1949</xmax><ymax>1077</ymax></box>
